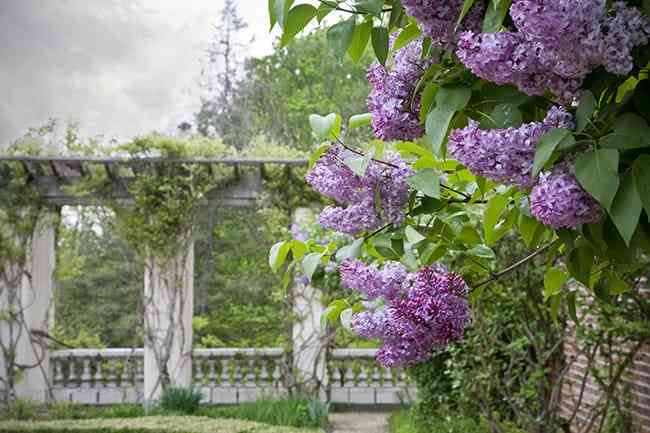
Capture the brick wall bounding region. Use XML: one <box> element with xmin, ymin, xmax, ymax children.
<box><xmin>560</xmin><ymin>286</ymin><xmax>650</xmax><ymax>432</ymax></box>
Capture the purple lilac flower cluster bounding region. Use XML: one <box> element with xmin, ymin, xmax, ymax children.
<box><xmin>305</xmin><ymin>145</ymin><xmax>413</xmax><ymax>235</ymax></box>
<box><xmin>457</xmin><ymin>1</ymin><xmax>650</xmax><ymax>102</ymax></box>
<box><xmin>341</xmin><ymin>259</ymin><xmax>471</xmax><ymax>367</ymax></box>
<box><xmin>367</xmin><ymin>37</ymin><xmax>431</xmax><ymax>141</ymax></box>
<box><xmin>401</xmin><ymin>0</ymin><xmax>484</xmax><ymax>45</ymax></box>
<box><xmin>530</xmin><ymin>163</ymin><xmax>604</xmax><ymax>229</ymax></box>
<box><xmin>448</xmin><ymin>106</ymin><xmax>573</xmax><ymax>188</ymax></box>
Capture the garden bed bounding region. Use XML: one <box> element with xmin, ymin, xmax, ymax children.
<box><xmin>0</xmin><ymin>416</ymin><xmax>324</xmax><ymax>433</ymax></box>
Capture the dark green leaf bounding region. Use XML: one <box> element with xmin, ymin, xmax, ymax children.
<box><xmin>567</xmin><ymin>292</ymin><xmax>579</xmax><ymax>323</ymax></box>
<box><xmin>316</xmin><ymin>2</ymin><xmax>334</xmax><ymax>22</ymax></box>
<box><xmin>467</xmin><ymin>244</ymin><xmax>495</xmax><ymax>259</ymax></box>
<box><xmin>543</xmin><ymin>267</ymin><xmax>569</xmax><ymax>301</ymax></box>
<box><xmin>371</xmin><ymin>26</ymin><xmax>390</xmax><ymax>66</ymax></box>
<box><xmin>348</xmin><ymin>20</ymin><xmax>372</xmax><ymax>63</ymax></box>
<box><xmin>426</xmin><ymin>107</ymin><xmax>455</xmax><ymax>157</ymax></box>
<box><xmin>437</xmin><ymin>85</ymin><xmax>472</xmax><ymax>111</ymax></box>
<box><xmin>388</xmin><ymin>0</ymin><xmax>403</xmax><ymax>30</ymax></box>
<box><xmin>484</xmin><ymin>103</ymin><xmax>522</xmax><ymax>128</ymax></box>
<box><xmin>482</xmin><ymin>0</ymin><xmax>512</xmax><ymax>32</ymax></box>
<box><xmin>567</xmin><ymin>245</ymin><xmax>594</xmax><ymax>286</ymax></box>
<box><xmin>484</xmin><ymin>195</ymin><xmax>509</xmax><ymax>246</ymax></box>
<box><xmin>576</xmin><ymin>90</ymin><xmax>596</xmax><ymax>133</ymax></box>
<box><xmin>633</xmin><ymin>155</ymin><xmax>650</xmax><ymax>216</ymax></box>
<box><xmin>575</xmin><ymin>149</ymin><xmax>620</xmax><ymax>211</ymax></box>
<box><xmin>327</xmin><ymin>18</ymin><xmax>356</xmax><ymax>60</ymax></box>
<box><xmin>610</xmin><ymin>173</ymin><xmax>643</xmax><ymax>246</ymax></box>
<box><xmin>419</xmin><ymin>82</ymin><xmax>439</xmax><ymax>122</ymax></box>
<box><xmin>456</xmin><ymin>0</ymin><xmax>476</xmax><ymax>26</ymax></box>
<box><xmin>281</xmin><ymin>4</ymin><xmax>318</xmax><ymax>45</ymax></box>
<box><xmin>406</xmin><ymin>169</ymin><xmax>441</xmax><ymax>198</ymax></box>
<box><xmin>532</xmin><ymin>128</ymin><xmax>571</xmax><ymax>177</ymax></box>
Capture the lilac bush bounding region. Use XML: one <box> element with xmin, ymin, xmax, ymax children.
<box><xmin>401</xmin><ymin>0</ymin><xmax>484</xmax><ymax>45</ymax></box>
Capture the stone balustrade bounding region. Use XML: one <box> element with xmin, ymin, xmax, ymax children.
<box><xmin>50</xmin><ymin>348</ymin><xmax>412</xmax><ymax>406</ymax></box>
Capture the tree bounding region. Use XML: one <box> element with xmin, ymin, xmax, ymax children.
<box><xmin>195</xmin><ymin>0</ymin><xmax>252</xmax><ymax>148</ymax></box>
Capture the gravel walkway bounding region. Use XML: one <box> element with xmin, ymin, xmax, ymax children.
<box><xmin>329</xmin><ymin>411</ymin><xmax>390</xmax><ymax>433</ymax></box>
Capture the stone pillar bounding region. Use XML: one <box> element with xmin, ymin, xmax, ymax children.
<box><xmin>291</xmin><ymin>208</ymin><xmax>327</xmax><ymax>399</ymax></box>
<box><xmin>14</xmin><ymin>225</ymin><xmax>56</xmax><ymax>401</ymax></box>
<box><xmin>143</xmin><ymin>241</ymin><xmax>194</xmax><ymax>403</ymax></box>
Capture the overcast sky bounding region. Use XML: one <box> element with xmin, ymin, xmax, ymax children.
<box><xmin>0</xmin><ymin>0</ymin><xmax>279</xmax><ymax>149</ymax></box>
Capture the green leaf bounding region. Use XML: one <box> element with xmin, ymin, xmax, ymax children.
<box><xmin>340</xmin><ymin>308</ymin><xmax>354</xmax><ymax>330</ymax></box>
<box><xmin>610</xmin><ymin>173</ymin><xmax>643</xmax><ymax>246</ymax></box>
<box><xmin>336</xmin><ymin>238</ymin><xmax>364</xmax><ymax>261</ymax></box>
<box><xmin>456</xmin><ymin>0</ymin><xmax>476</xmax><ymax>27</ymax></box>
<box><xmin>349</xmin><ymin>113</ymin><xmax>372</xmax><ymax>129</ymax></box>
<box><xmin>345</xmin><ymin>149</ymin><xmax>374</xmax><ymax>177</ymax></box>
<box><xmin>354</xmin><ymin>0</ymin><xmax>384</xmax><ymax>15</ymax></box>
<box><xmin>601</xmin><ymin>113</ymin><xmax>650</xmax><ymax>149</ymax></box>
<box><xmin>327</xmin><ymin>17</ymin><xmax>356</xmax><ymax>60</ymax></box>
<box><xmin>269</xmin><ymin>241</ymin><xmax>291</xmax><ymax>272</ymax></box>
<box><xmin>576</xmin><ymin>90</ymin><xmax>596</xmax><ymax>133</ymax></box>
<box><xmin>308</xmin><ymin>144</ymin><xmax>330</xmax><ymax>170</ymax></box>
<box><xmin>301</xmin><ymin>252</ymin><xmax>323</xmax><ymax>281</ymax></box>
<box><xmin>426</xmin><ymin>106</ymin><xmax>455</xmax><ymax>157</ymax></box>
<box><xmin>348</xmin><ymin>19</ymin><xmax>372</xmax><ymax>63</ymax></box>
<box><xmin>518</xmin><ymin>214</ymin><xmax>546</xmax><ymax>248</ymax></box>
<box><xmin>393</xmin><ymin>23</ymin><xmax>421</xmax><ymax>52</ymax></box>
<box><xmin>419</xmin><ymin>82</ymin><xmax>439</xmax><ymax>121</ymax></box>
<box><xmin>567</xmin><ymin>245</ymin><xmax>594</xmax><ymax>287</ymax></box>
<box><xmin>405</xmin><ymin>226</ymin><xmax>426</xmax><ymax>245</ymax></box>
<box><xmin>484</xmin><ymin>195</ymin><xmax>509</xmax><ymax>246</ymax></box>
<box><xmin>437</xmin><ymin>85</ymin><xmax>472</xmax><ymax>111</ymax></box>
<box><xmin>316</xmin><ymin>2</ymin><xmax>334</xmax><ymax>22</ymax></box>
<box><xmin>467</xmin><ymin>244</ymin><xmax>495</xmax><ymax>259</ymax></box>
<box><xmin>483</xmin><ymin>0</ymin><xmax>512</xmax><ymax>32</ymax></box>
<box><xmin>544</xmin><ymin>267</ymin><xmax>569</xmax><ymax>301</ymax></box>
<box><xmin>271</xmin><ymin>0</ymin><xmax>294</xmax><ymax>29</ymax></box>
<box><xmin>291</xmin><ymin>240</ymin><xmax>308</xmax><ymax>261</ymax></box>
<box><xmin>406</xmin><ymin>169</ymin><xmax>441</xmax><ymax>198</ymax></box>
<box><xmin>308</xmin><ymin>113</ymin><xmax>341</xmax><ymax>140</ymax></box>
<box><xmin>484</xmin><ymin>103</ymin><xmax>522</xmax><ymax>128</ymax></box>
<box><xmin>532</xmin><ymin>128</ymin><xmax>571</xmax><ymax>177</ymax></box>
<box><xmin>633</xmin><ymin>155</ymin><xmax>650</xmax><ymax>215</ymax></box>
<box><xmin>458</xmin><ymin>225</ymin><xmax>482</xmax><ymax>246</ymax></box>
<box><xmin>281</xmin><ymin>4</ymin><xmax>318</xmax><ymax>45</ymax></box>
<box><xmin>575</xmin><ymin>149</ymin><xmax>620</xmax><ymax>211</ymax></box>
<box><xmin>388</xmin><ymin>0</ymin><xmax>403</xmax><ymax>30</ymax></box>
<box><xmin>323</xmin><ymin>300</ymin><xmax>349</xmax><ymax>326</ymax></box>
<box><xmin>371</xmin><ymin>26</ymin><xmax>390</xmax><ymax>66</ymax></box>
<box><xmin>567</xmin><ymin>292</ymin><xmax>579</xmax><ymax>323</ymax></box>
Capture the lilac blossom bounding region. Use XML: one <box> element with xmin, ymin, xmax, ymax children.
<box><xmin>367</xmin><ymin>37</ymin><xmax>432</xmax><ymax>141</ymax></box>
<box><xmin>448</xmin><ymin>106</ymin><xmax>573</xmax><ymax>188</ymax></box>
<box><xmin>457</xmin><ymin>1</ymin><xmax>650</xmax><ymax>102</ymax></box>
<box><xmin>530</xmin><ymin>163</ymin><xmax>604</xmax><ymax>229</ymax></box>
<box><xmin>306</xmin><ymin>145</ymin><xmax>414</xmax><ymax>235</ymax></box>
<box><xmin>345</xmin><ymin>260</ymin><xmax>471</xmax><ymax>367</ymax></box>
<box><xmin>401</xmin><ymin>0</ymin><xmax>484</xmax><ymax>45</ymax></box>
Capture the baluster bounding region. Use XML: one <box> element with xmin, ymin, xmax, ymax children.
<box><xmin>194</xmin><ymin>357</ymin><xmax>204</xmax><ymax>386</ymax></box>
<box><xmin>381</xmin><ymin>365</ymin><xmax>392</xmax><ymax>387</ymax></box>
<box><xmin>271</xmin><ymin>359</ymin><xmax>281</xmax><ymax>388</ymax></box>
<box><xmin>371</xmin><ymin>363</ymin><xmax>381</xmax><ymax>387</ymax></box>
<box><xmin>358</xmin><ymin>360</ymin><xmax>368</xmax><ymax>387</ymax></box>
<box><xmin>246</xmin><ymin>358</ymin><xmax>256</xmax><ymax>386</ymax></box>
<box><xmin>106</xmin><ymin>358</ymin><xmax>118</xmax><ymax>388</ymax></box>
<box><xmin>233</xmin><ymin>358</ymin><xmax>243</xmax><ymax>386</ymax></box>
<box><xmin>68</xmin><ymin>355</ymin><xmax>79</xmax><ymax>388</ymax></box>
<box><xmin>93</xmin><ymin>355</ymin><xmax>104</xmax><ymax>388</ymax></box>
<box><xmin>220</xmin><ymin>358</ymin><xmax>230</xmax><ymax>386</ymax></box>
<box><xmin>344</xmin><ymin>361</ymin><xmax>355</xmax><ymax>387</ymax></box>
<box><xmin>259</xmin><ymin>359</ymin><xmax>270</xmax><ymax>386</ymax></box>
<box><xmin>53</xmin><ymin>358</ymin><xmax>64</xmax><ymax>387</ymax></box>
<box><xmin>208</xmin><ymin>358</ymin><xmax>217</xmax><ymax>386</ymax></box>
<box><xmin>136</xmin><ymin>358</ymin><xmax>144</xmax><ymax>385</ymax></box>
<box><xmin>121</xmin><ymin>359</ymin><xmax>131</xmax><ymax>387</ymax></box>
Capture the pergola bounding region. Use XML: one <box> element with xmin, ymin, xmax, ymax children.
<box><xmin>0</xmin><ymin>155</ymin><xmax>328</xmax><ymax>404</ymax></box>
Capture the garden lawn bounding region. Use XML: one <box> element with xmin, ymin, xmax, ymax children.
<box><xmin>0</xmin><ymin>416</ymin><xmax>325</xmax><ymax>433</ymax></box>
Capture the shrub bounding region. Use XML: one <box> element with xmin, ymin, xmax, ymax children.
<box><xmin>158</xmin><ymin>387</ymin><xmax>202</xmax><ymax>415</ymax></box>
<box><xmin>389</xmin><ymin>409</ymin><xmax>490</xmax><ymax>433</ymax></box>
<box><xmin>200</xmin><ymin>395</ymin><xmax>328</xmax><ymax>429</ymax></box>
<box><xmin>0</xmin><ymin>398</ymin><xmax>43</xmax><ymax>421</ymax></box>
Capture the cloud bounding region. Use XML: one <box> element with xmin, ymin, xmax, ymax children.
<box><xmin>0</xmin><ymin>0</ymin><xmax>275</xmax><ymax>149</ymax></box>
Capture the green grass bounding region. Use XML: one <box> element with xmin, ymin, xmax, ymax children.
<box><xmin>199</xmin><ymin>396</ymin><xmax>328</xmax><ymax>429</ymax></box>
<box><xmin>389</xmin><ymin>409</ymin><xmax>489</xmax><ymax>433</ymax></box>
<box><xmin>0</xmin><ymin>416</ymin><xmax>324</xmax><ymax>433</ymax></box>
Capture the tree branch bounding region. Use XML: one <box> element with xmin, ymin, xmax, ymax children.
<box><xmin>471</xmin><ymin>240</ymin><xmax>560</xmax><ymax>291</ymax></box>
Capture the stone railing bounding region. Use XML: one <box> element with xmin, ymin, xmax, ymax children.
<box><xmin>50</xmin><ymin>348</ymin><xmax>412</xmax><ymax>405</ymax></box>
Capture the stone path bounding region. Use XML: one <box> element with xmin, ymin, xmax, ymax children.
<box><xmin>329</xmin><ymin>411</ymin><xmax>391</xmax><ymax>433</ymax></box>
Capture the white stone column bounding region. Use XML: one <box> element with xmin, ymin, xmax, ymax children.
<box><xmin>143</xmin><ymin>241</ymin><xmax>194</xmax><ymax>402</ymax></box>
<box><xmin>291</xmin><ymin>208</ymin><xmax>327</xmax><ymax>399</ymax></box>
<box><xmin>14</xmin><ymin>225</ymin><xmax>56</xmax><ymax>402</ymax></box>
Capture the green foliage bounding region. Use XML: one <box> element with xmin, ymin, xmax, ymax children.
<box><xmin>158</xmin><ymin>387</ymin><xmax>203</xmax><ymax>415</ymax></box>
<box><xmin>200</xmin><ymin>395</ymin><xmax>328</xmax><ymax>429</ymax></box>
<box><xmin>389</xmin><ymin>409</ymin><xmax>501</xmax><ymax>433</ymax></box>
<box><xmin>0</xmin><ymin>398</ymin><xmax>42</xmax><ymax>421</ymax></box>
